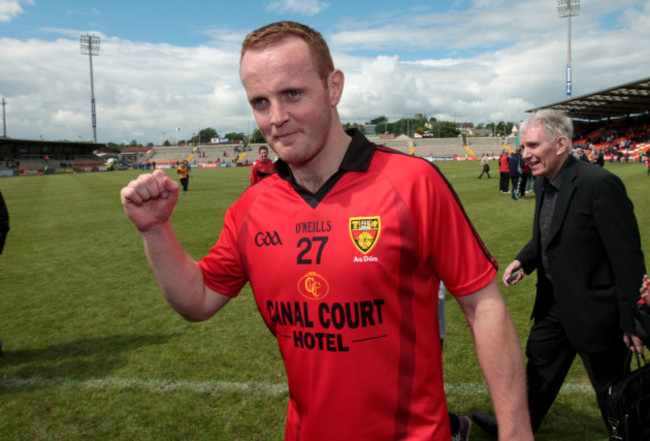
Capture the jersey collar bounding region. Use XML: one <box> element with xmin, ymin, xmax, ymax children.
<box><xmin>275</xmin><ymin>128</ymin><xmax>374</xmax><ymax>180</ymax></box>
<box><xmin>274</xmin><ymin>128</ymin><xmax>375</xmax><ymax>208</ymax></box>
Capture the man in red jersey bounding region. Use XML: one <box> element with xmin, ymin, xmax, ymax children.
<box><xmin>121</xmin><ymin>21</ymin><xmax>533</xmax><ymax>441</ymax></box>
<box><xmin>250</xmin><ymin>145</ymin><xmax>275</xmax><ymax>185</ymax></box>
<box><xmin>498</xmin><ymin>149</ymin><xmax>510</xmax><ymax>193</ymax></box>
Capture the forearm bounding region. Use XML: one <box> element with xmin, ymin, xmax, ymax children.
<box><xmin>140</xmin><ymin>221</ymin><xmax>221</xmax><ymax>321</ymax></box>
<box><xmin>475</xmin><ymin>309</ymin><xmax>531</xmax><ymax>439</ymax></box>
<box><xmin>460</xmin><ymin>281</ymin><xmax>533</xmax><ymax>440</ymax></box>
<box><xmin>515</xmin><ymin>239</ymin><xmax>536</xmax><ymax>273</ymax></box>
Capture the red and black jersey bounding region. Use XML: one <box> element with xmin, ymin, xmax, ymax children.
<box><xmin>199</xmin><ymin>129</ymin><xmax>498</xmax><ymax>441</ymax></box>
<box><xmin>250</xmin><ymin>158</ymin><xmax>276</xmax><ymax>185</ymax></box>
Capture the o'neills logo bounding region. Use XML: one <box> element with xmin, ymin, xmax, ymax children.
<box><xmin>298</xmin><ymin>272</ymin><xmax>330</xmax><ymax>300</ymax></box>
<box><xmin>349</xmin><ymin>216</ymin><xmax>381</xmax><ymax>254</ymax></box>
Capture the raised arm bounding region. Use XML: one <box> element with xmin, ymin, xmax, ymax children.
<box><xmin>455</xmin><ymin>278</ymin><xmax>534</xmax><ymax>441</ymax></box>
<box><xmin>121</xmin><ymin>170</ymin><xmax>230</xmax><ymax>321</ymax></box>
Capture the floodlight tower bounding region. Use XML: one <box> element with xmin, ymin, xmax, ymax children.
<box><xmin>558</xmin><ymin>0</ymin><xmax>580</xmax><ymax>97</ymax></box>
<box><xmin>80</xmin><ymin>34</ymin><xmax>100</xmax><ymax>143</ymax></box>
<box><xmin>1</xmin><ymin>97</ymin><xmax>6</xmax><ymax>138</ymax></box>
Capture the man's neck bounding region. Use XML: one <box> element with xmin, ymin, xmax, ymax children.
<box><xmin>290</xmin><ymin>130</ymin><xmax>352</xmax><ymax>194</ymax></box>
<box><xmin>546</xmin><ymin>154</ymin><xmax>570</xmax><ymax>183</ymax></box>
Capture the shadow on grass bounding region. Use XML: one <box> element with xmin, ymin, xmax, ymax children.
<box><xmin>0</xmin><ymin>333</ymin><xmax>176</xmax><ymax>386</ymax></box>
<box><xmin>468</xmin><ymin>401</ymin><xmax>606</xmax><ymax>441</ymax></box>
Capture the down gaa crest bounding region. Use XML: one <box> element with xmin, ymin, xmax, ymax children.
<box><xmin>349</xmin><ymin>216</ymin><xmax>381</xmax><ymax>254</ymax></box>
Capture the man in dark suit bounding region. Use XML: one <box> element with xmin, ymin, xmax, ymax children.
<box><xmin>0</xmin><ymin>190</ymin><xmax>8</xmax><ymax>355</ymax></box>
<box><xmin>508</xmin><ymin>148</ymin><xmax>524</xmax><ymax>200</ymax></box>
<box><xmin>473</xmin><ymin>109</ymin><xmax>646</xmax><ymax>435</ymax></box>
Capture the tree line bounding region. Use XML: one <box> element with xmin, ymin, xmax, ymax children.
<box><xmin>108</xmin><ymin>118</ymin><xmax>516</xmax><ymax>153</ymax></box>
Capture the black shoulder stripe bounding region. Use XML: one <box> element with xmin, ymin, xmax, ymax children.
<box><xmin>427</xmin><ymin>160</ymin><xmax>498</xmax><ymax>271</ymax></box>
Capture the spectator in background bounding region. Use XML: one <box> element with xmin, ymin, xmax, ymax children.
<box><xmin>250</xmin><ymin>145</ymin><xmax>276</xmax><ymax>185</ymax></box>
<box><xmin>176</xmin><ymin>160</ymin><xmax>192</xmax><ymax>194</ymax></box>
<box><xmin>524</xmin><ymin>160</ymin><xmax>535</xmax><ymax>194</ymax></box>
<box><xmin>477</xmin><ymin>153</ymin><xmax>490</xmax><ymax>179</ymax></box>
<box><xmin>508</xmin><ymin>148</ymin><xmax>524</xmax><ymax>200</ymax></box>
<box><xmin>0</xmin><ymin>190</ymin><xmax>9</xmax><ymax>355</ymax></box>
<box><xmin>498</xmin><ymin>150</ymin><xmax>510</xmax><ymax>193</ymax></box>
<box><xmin>0</xmin><ymin>191</ymin><xmax>9</xmax><ymax>257</ymax></box>
<box><xmin>572</xmin><ymin>147</ymin><xmax>589</xmax><ymax>162</ymax></box>
<box><xmin>519</xmin><ymin>160</ymin><xmax>529</xmax><ymax>198</ymax></box>
<box><xmin>595</xmin><ymin>150</ymin><xmax>605</xmax><ymax>167</ymax></box>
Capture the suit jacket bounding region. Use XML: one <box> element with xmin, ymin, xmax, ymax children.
<box><xmin>516</xmin><ymin>155</ymin><xmax>645</xmax><ymax>353</ymax></box>
<box><xmin>509</xmin><ymin>153</ymin><xmax>524</xmax><ymax>177</ymax></box>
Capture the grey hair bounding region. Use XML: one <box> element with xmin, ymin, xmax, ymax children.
<box><xmin>520</xmin><ymin>109</ymin><xmax>573</xmax><ymax>149</ymax></box>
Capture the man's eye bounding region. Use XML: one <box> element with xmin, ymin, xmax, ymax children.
<box><xmin>252</xmin><ymin>99</ymin><xmax>268</xmax><ymax>110</ymax></box>
<box><xmin>286</xmin><ymin>90</ymin><xmax>301</xmax><ymax>100</ymax></box>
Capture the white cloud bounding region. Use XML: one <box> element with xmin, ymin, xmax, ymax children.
<box><xmin>333</xmin><ymin>0</ymin><xmax>650</xmax><ymax>125</ymax></box>
<box><xmin>66</xmin><ymin>7</ymin><xmax>100</xmax><ymax>17</ymax></box>
<box><xmin>0</xmin><ymin>0</ymin><xmax>33</xmax><ymax>23</ymax></box>
<box><xmin>1</xmin><ymin>0</ymin><xmax>649</xmax><ymax>144</ymax></box>
<box><xmin>0</xmin><ymin>36</ymin><xmax>248</xmax><ymax>143</ymax></box>
<box><xmin>266</xmin><ymin>0</ymin><xmax>331</xmax><ymax>17</ymax></box>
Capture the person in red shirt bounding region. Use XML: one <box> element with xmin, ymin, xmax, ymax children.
<box><xmin>498</xmin><ymin>150</ymin><xmax>510</xmax><ymax>193</ymax></box>
<box><xmin>250</xmin><ymin>145</ymin><xmax>275</xmax><ymax>185</ymax></box>
<box><xmin>121</xmin><ymin>21</ymin><xmax>533</xmax><ymax>441</ymax></box>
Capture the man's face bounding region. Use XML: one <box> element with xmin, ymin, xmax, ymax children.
<box><xmin>260</xmin><ymin>149</ymin><xmax>268</xmax><ymax>160</ymax></box>
<box><xmin>240</xmin><ymin>37</ymin><xmax>339</xmax><ymax>167</ymax></box>
<box><xmin>520</xmin><ymin>121</ymin><xmax>568</xmax><ymax>180</ymax></box>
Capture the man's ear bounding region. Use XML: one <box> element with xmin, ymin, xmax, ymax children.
<box><xmin>327</xmin><ymin>69</ymin><xmax>344</xmax><ymax>107</ymax></box>
<box><xmin>557</xmin><ymin>136</ymin><xmax>569</xmax><ymax>156</ymax></box>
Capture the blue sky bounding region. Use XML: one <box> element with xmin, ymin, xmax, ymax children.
<box><xmin>1</xmin><ymin>0</ymin><xmax>649</xmax><ymax>144</ymax></box>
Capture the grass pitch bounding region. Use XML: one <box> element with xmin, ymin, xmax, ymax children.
<box><xmin>0</xmin><ymin>161</ymin><xmax>648</xmax><ymax>440</ymax></box>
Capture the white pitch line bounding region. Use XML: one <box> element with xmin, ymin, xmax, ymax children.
<box><xmin>443</xmin><ymin>382</ymin><xmax>594</xmax><ymax>395</ymax></box>
<box><xmin>0</xmin><ymin>375</ymin><xmax>594</xmax><ymax>395</ymax></box>
<box><xmin>0</xmin><ymin>376</ymin><xmax>289</xmax><ymax>395</ymax></box>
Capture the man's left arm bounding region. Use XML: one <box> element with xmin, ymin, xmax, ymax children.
<box><xmin>456</xmin><ymin>278</ymin><xmax>534</xmax><ymax>441</ymax></box>
<box><xmin>593</xmin><ymin>175</ymin><xmax>646</xmax><ymax>320</ymax></box>
<box><xmin>593</xmin><ymin>173</ymin><xmax>646</xmax><ymax>343</ymax></box>
<box><xmin>249</xmin><ymin>164</ymin><xmax>258</xmax><ymax>185</ymax></box>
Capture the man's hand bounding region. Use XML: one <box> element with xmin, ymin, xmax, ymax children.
<box><xmin>624</xmin><ymin>332</ymin><xmax>644</xmax><ymax>354</ymax></box>
<box><xmin>121</xmin><ymin>169</ymin><xmax>179</xmax><ymax>232</ymax></box>
<box><xmin>502</xmin><ymin>260</ymin><xmax>524</xmax><ymax>287</ymax></box>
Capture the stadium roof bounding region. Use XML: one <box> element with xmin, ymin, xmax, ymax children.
<box><xmin>527</xmin><ymin>77</ymin><xmax>650</xmax><ymax>121</ymax></box>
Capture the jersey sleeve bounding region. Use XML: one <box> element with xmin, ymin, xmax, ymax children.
<box><xmin>198</xmin><ymin>204</ymin><xmax>248</xmax><ymax>297</ymax></box>
<box><xmin>420</xmin><ymin>163</ymin><xmax>498</xmax><ymax>296</ymax></box>
<box><xmin>250</xmin><ymin>163</ymin><xmax>258</xmax><ymax>185</ymax></box>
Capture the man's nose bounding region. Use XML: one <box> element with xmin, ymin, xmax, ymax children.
<box><xmin>269</xmin><ymin>101</ymin><xmax>289</xmax><ymax>127</ymax></box>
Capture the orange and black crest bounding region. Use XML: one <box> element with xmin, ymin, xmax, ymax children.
<box><xmin>349</xmin><ymin>216</ymin><xmax>381</xmax><ymax>254</ymax></box>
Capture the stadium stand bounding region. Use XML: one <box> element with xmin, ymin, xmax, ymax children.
<box><xmin>1</xmin><ymin>78</ymin><xmax>647</xmax><ymax>174</ymax></box>
<box><xmin>528</xmin><ymin>76</ymin><xmax>650</xmax><ymax>161</ymax></box>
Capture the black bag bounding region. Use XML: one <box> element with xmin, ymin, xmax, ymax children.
<box><xmin>605</xmin><ymin>351</ymin><xmax>650</xmax><ymax>440</ymax></box>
